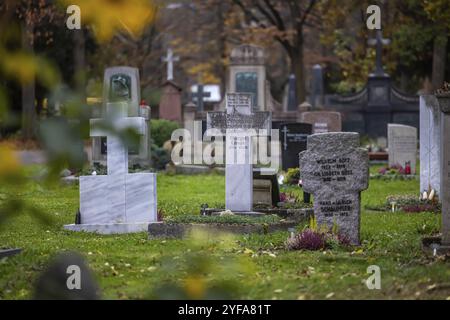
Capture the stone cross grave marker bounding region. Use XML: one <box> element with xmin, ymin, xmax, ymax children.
<box><xmin>207</xmin><ymin>93</ymin><xmax>271</xmax><ymax>212</ymax></box>
<box><xmin>192</xmin><ymin>84</ymin><xmax>211</xmax><ymax>112</ymax></box>
<box><xmin>420</xmin><ymin>95</ymin><xmax>441</xmax><ymax>195</ymax></box>
<box><xmin>162</xmin><ymin>48</ymin><xmax>179</xmax><ymax>81</ymax></box>
<box><xmin>92</xmin><ymin>66</ymin><xmax>151</xmax><ymax>167</ymax></box>
<box><xmin>299</xmin><ymin>132</ymin><xmax>369</xmax><ymax>245</ymax></box>
<box><xmin>387</xmin><ymin>124</ymin><xmax>417</xmax><ymax>174</ymax></box>
<box><xmin>65</xmin><ymin>102</ymin><xmax>157</xmax><ymax>234</ymax></box>
<box><xmin>367</xmin><ymin>29</ymin><xmax>390</xmax><ymax>76</ymax></box>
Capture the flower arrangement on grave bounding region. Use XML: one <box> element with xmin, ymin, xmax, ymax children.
<box><xmin>371</xmin><ymin>163</ymin><xmax>417</xmax><ymax>180</ymax></box>
<box><xmin>365</xmin><ymin>194</ymin><xmax>441</xmax><ymax>213</ymax></box>
<box><xmin>285</xmin><ymin>217</ymin><xmax>351</xmax><ymax>251</ymax></box>
<box><xmin>276</xmin><ymin>191</ymin><xmax>312</xmax><ymax>209</ymax></box>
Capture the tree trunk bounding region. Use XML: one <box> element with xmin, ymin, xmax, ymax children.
<box><xmin>21</xmin><ymin>22</ymin><xmax>36</xmax><ymax>140</ymax></box>
<box><xmin>431</xmin><ymin>35</ymin><xmax>448</xmax><ymax>91</ymax></box>
<box><xmin>290</xmin><ymin>45</ymin><xmax>306</xmax><ymax>105</ymax></box>
<box><xmin>73</xmin><ymin>29</ymin><xmax>86</xmax><ymax>96</ymax></box>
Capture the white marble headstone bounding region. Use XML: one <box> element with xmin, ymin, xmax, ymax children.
<box><xmin>207</xmin><ymin>93</ymin><xmax>271</xmax><ymax>212</ymax></box>
<box><xmin>65</xmin><ymin>102</ymin><xmax>157</xmax><ymax>234</ymax></box>
<box><xmin>387</xmin><ymin>124</ymin><xmax>417</xmax><ymax>174</ymax></box>
<box><xmin>420</xmin><ymin>95</ymin><xmax>441</xmax><ymax>195</ymax></box>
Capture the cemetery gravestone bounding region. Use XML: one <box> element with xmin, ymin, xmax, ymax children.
<box><xmin>310</xmin><ymin>64</ymin><xmax>324</xmax><ymax>108</ymax></box>
<box><xmin>159</xmin><ymin>81</ymin><xmax>183</xmax><ymax>124</ymax></box>
<box><xmin>420</xmin><ymin>95</ymin><xmax>441</xmax><ymax>195</ymax></box>
<box><xmin>299</xmin><ymin>132</ymin><xmax>369</xmax><ymax>245</ymax></box>
<box><xmin>300</xmin><ymin>111</ymin><xmax>342</xmax><ymax>134</ymax></box>
<box><xmin>92</xmin><ymin>67</ymin><xmax>151</xmax><ymax>167</ymax></box>
<box><xmin>192</xmin><ymin>84</ymin><xmax>211</xmax><ymax>112</ymax></box>
<box><xmin>207</xmin><ymin>93</ymin><xmax>271</xmax><ymax>212</ymax></box>
<box><xmin>229</xmin><ymin>45</ymin><xmax>267</xmax><ymax>111</ymax></box>
<box><xmin>286</xmin><ymin>74</ymin><xmax>297</xmax><ymax>111</ymax></box>
<box><xmin>279</xmin><ymin>122</ymin><xmax>312</xmax><ymax>171</ymax></box>
<box><xmin>387</xmin><ymin>124</ymin><xmax>417</xmax><ymax>174</ymax></box>
<box><xmin>64</xmin><ymin>102</ymin><xmax>157</xmax><ymax>234</ymax></box>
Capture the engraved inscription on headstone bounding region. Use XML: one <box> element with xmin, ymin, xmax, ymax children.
<box><xmin>207</xmin><ymin>93</ymin><xmax>271</xmax><ymax>212</ymax></box>
<box><xmin>299</xmin><ymin>132</ymin><xmax>369</xmax><ymax>245</ymax></box>
<box><xmin>279</xmin><ymin>123</ymin><xmax>312</xmax><ymax>171</ymax></box>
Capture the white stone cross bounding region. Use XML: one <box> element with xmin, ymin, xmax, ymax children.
<box><xmin>162</xmin><ymin>48</ymin><xmax>179</xmax><ymax>81</ymax></box>
<box><xmin>79</xmin><ymin>102</ymin><xmax>157</xmax><ymax>226</ymax></box>
<box><xmin>207</xmin><ymin>93</ymin><xmax>271</xmax><ymax>212</ymax></box>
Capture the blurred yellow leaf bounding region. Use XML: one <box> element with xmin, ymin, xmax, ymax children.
<box><xmin>60</xmin><ymin>0</ymin><xmax>157</xmax><ymax>42</ymax></box>
<box><xmin>184</xmin><ymin>276</ymin><xmax>205</xmax><ymax>299</ymax></box>
<box><xmin>0</xmin><ymin>143</ymin><xmax>21</xmax><ymax>177</ymax></box>
<box><xmin>1</xmin><ymin>52</ymin><xmax>38</xmax><ymax>84</ymax></box>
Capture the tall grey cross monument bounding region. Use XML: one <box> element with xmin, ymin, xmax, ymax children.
<box><xmin>367</xmin><ymin>29</ymin><xmax>390</xmax><ymax>76</ymax></box>
<box><xmin>162</xmin><ymin>48</ymin><xmax>179</xmax><ymax>81</ymax></box>
<box><xmin>207</xmin><ymin>93</ymin><xmax>271</xmax><ymax>212</ymax></box>
<box><xmin>64</xmin><ymin>102</ymin><xmax>157</xmax><ymax>234</ymax></box>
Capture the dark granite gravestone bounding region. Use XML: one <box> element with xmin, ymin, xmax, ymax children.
<box><xmin>279</xmin><ymin>122</ymin><xmax>312</xmax><ymax>171</ymax></box>
<box><xmin>287</xmin><ymin>74</ymin><xmax>297</xmax><ymax>111</ymax></box>
<box><xmin>299</xmin><ymin>132</ymin><xmax>369</xmax><ymax>245</ymax></box>
<box><xmin>192</xmin><ymin>84</ymin><xmax>211</xmax><ymax>112</ymax></box>
<box><xmin>310</xmin><ymin>64</ymin><xmax>324</xmax><ymax>108</ymax></box>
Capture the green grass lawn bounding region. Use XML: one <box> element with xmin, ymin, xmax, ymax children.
<box><xmin>0</xmin><ymin>168</ymin><xmax>449</xmax><ymax>300</ymax></box>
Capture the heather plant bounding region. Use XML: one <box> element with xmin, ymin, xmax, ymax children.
<box><xmin>286</xmin><ymin>217</ymin><xmax>352</xmax><ymax>251</ymax></box>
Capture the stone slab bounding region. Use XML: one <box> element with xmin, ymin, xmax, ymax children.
<box><xmin>148</xmin><ymin>221</ymin><xmax>298</xmax><ymax>239</ymax></box>
<box><xmin>64</xmin><ymin>222</ymin><xmax>152</xmax><ymax>234</ymax></box>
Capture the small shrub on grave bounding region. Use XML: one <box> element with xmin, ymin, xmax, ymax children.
<box><xmin>150</xmin><ymin>119</ymin><xmax>180</xmax><ymax>147</ymax></box>
<box><xmin>285</xmin><ymin>217</ymin><xmax>351</xmax><ymax>251</ymax></box>
<box><xmin>283</xmin><ymin>168</ymin><xmax>300</xmax><ymax>185</ymax></box>
<box><xmin>385</xmin><ymin>194</ymin><xmax>441</xmax><ymax>213</ymax></box>
<box><xmin>151</xmin><ymin>144</ymin><xmax>170</xmax><ymax>170</ymax></box>
<box><xmin>276</xmin><ymin>191</ymin><xmax>313</xmax><ymax>209</ymax></box>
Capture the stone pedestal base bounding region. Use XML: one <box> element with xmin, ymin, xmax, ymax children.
<box><xmin>64</xmin><ymin>223</ymin><xmax>151</xmax><ymax>235</ymax></box>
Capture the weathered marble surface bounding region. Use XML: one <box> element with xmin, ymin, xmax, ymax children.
<box><xmin>420</xmin><ymin>95</ymin><xmax>441</xmax><ymax>195</ymax></box>
<box><xmin>79</xmin><ymin>173</ymin><xmax>157</xmax><ymax>225</ymax></box>
<box><xmin>299</xmin><ymin>132</ymin><xmax>369</xmax><ymax>245</ymax></box>
<box><xmin>388</xmin><ymin>123</ymin><xmax>417</xmax><ymax>173</ymax></box>
<box><xmin>65</xmin><ymin>101</ymin><xmax>157</xmax><ymax>233</ymax></box>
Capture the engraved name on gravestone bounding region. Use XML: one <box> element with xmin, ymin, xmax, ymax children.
<box><xmin>420</xmin><ymin>96</ymin><xmax>441</xmax><ymax>195</ymax></box>
<box><xmin>299</xmin><ymin>132</ymin><xmax>369</xmax><ymax>245</ymax></box>
<box><xmin>387</xmin><ymin>124</ymin><xmax>417</xmax><ymax>174</ymax></box>
<box><xmin>207</xmin><ymin>93</ymin><xmax>271</xmax><ymax>212</ymax></box>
